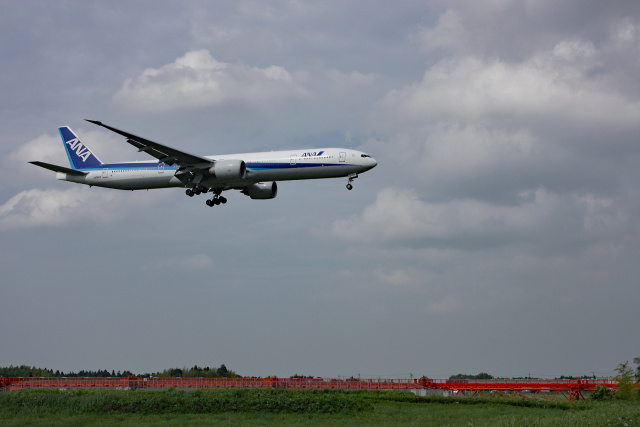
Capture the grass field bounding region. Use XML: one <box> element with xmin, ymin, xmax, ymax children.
<box><xmin>0</xmin><ymin>388</ymin><xmax>638</xmax><ymax>426</ymax></box>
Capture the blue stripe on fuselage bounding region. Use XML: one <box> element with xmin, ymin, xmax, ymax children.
<box><xmin>245</xmin><ymin>162</ymin><xmax>350</xmax><ymax>170</ymax></box>
<box><xmin>75</xmin><ymin>162</ymin><xmax>178</xmax><ymax>171</ymax></box>
<box><xmin>76</xmin><ymin>161</ymin><xmax>351</xmax><ymax>172</ymax></box>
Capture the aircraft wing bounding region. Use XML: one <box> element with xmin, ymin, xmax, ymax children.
<box><xmin>85</xmin><ymin>120</ymin><xmax>213</xmax><ymax>168</ymax></box>
<box><xmin>30</xmin><ymin>161</ymin><xmax>88</xmax><ymax>176</ymax></box>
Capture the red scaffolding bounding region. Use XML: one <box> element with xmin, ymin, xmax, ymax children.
<box><xmin>0</xmin><ymin>376</ymin><xmax>623</xmax><ymax>401</ymax></box>
<box><xmin>0</xmin><ymin>377</ymin><xmax>414</xmax><ymax>392</ymax></box>
<box><xmin>418</xmin><ymin>377</ymin><xmax>620</xmax><ymax>401</ymax></box>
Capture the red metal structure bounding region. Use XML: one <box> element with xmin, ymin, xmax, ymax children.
<box><xmin>0</xmin><ymin>377</ymin><xmax>414</xmax><ymax>392</ymax></box>
<box><xmin>0</xmin><ymin>376</ymin><xmax>622</xmax><ymax>401</ymax></box>
<box><xmin>418</xmin><ymin>377</ymin><xmax>620</xmax><ymax>401</ymax></box>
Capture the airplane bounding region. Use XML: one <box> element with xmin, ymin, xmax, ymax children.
<box><xmin>30</xmin><ymin>120</ymin><xmax>377</xmax><ymax>207</ymax></box>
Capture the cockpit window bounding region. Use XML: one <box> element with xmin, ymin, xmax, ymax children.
<box><xmin>361</xmin><ymin>154</ymin><xmax>371</xmax><ymax>158</ymax></box>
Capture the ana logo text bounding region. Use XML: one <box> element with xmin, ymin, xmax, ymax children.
<box><xmin>301</xmin><ymin>151</ymin><xmax>325</xmax><ymax>157</ymax></box>
<box><xmin>65</xmin><ymin>138</ymin><xmax>92</xmax><ymax>162</ymax></box>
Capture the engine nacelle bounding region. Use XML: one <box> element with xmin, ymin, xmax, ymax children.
<box><xmin>241</xmin><ymin>182</ymin><xmax>278</xmax><ymax>199</ymax></box>
<box><xmin>209</xmin><ymin>159</ymin><xmax>246</xmax><ymax>181</ymax></box>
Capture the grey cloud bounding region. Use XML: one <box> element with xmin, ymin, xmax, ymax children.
<box><xmin>1</xmin><ymin>0</ymin><xmax>639</xmax><ymax>379</ymax></box>
<box><xmin>423</xmin><ymin>1</ymin><xmax>640</xmax><ymax>61</ymax></box>
<box><xmin>0</xmin><ymin>188</ymin><xmax>116</xmax><ymax>230</ymax></box>
<box><xmin>332</xmin><ymin>187</ymin><xmax>626</xmax><ymax>255</ymax></box>
<box><xmin>113</xmin><ymin>50</ymin><xmax>307</xmax><ymax>113</ymax></box>
<box><xmin>367</xmin><ymin>13</ymin><xmax>640</xmax><ymax>207</ymax></box>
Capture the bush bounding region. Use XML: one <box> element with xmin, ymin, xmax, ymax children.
<box><xmin>590</xmin><ymin>386</ymin><xmax>615</xmax><ymax>401</ymax></box>
<box><xmin>0</xmin><ymin>389</ymin><xmax>373</xmax><ymax>415</ymax></box>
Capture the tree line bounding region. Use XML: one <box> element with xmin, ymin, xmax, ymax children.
<box><xmin>154</xmin><ymin>365</ymin><xmax>237</xmax><ymax>378</ymax></box>
<box><xmin>449</xmin><ymin>373</ymin><xmax>494</xmax><ymax>380</ymax></box>
<box><xmin>0</xmin><ymin>364</ymin><xmax>237</xmax><ymax>378</ymax></box>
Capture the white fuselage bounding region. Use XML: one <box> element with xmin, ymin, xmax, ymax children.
<box><xmin>57</xmin><ymin>148</ymin><xmax>377</xmax><ymax>190</ymax></box>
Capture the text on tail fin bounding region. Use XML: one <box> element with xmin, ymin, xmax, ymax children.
<box><xmin>59</xmin><ymin>126</ymin><xmax>103</xmax><ymax>169</ymax></box>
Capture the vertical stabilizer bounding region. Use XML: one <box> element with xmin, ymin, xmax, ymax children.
<box><xmin>58</xmin><ymin>126</ymin><xmax>103</xmax><ymax>169</ymax></box>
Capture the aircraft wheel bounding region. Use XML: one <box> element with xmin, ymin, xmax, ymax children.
<box><xmin>220</xmin><ymin>196</ymin><xmax>227</xmax><ymax>204</ymax></box>
<box><xmin>214</xmin><ymin>198</ymin><xmax>221</xmax><ymax>206</ymax></box>
<box><xmin>194</xmin><ymin>188</ymin><xmax>202</xmax><ymax>195</ymax></box>
<box><xmin>346</xmin><ymin>184</ymin><xmax>353</xmax><ymax>190</ymax></box>
<box><xmin>186</xmin><ymin>189</ymin><xmax>194</xmax><ymax>197</ymax></box>
<box><xmin>206</xmin><ymin>199</ymin><xmax>213</xmax><ymax>207</ymax></box>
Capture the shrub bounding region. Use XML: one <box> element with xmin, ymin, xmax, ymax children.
<box><xmin>590</xmin><ymin>386</ymin><xmax>615</xmax><ymax>401</ymax></box>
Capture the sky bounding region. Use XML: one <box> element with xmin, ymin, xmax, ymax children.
<box><xmin>1</xmin><ymin>0</ymin><xmax>639</xmax><ymax>379</ymax></box>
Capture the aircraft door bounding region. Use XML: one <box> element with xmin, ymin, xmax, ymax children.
<box><xmin>290</xmin><ymin>155</ymin><xmax>297</xmax><ymax>165</ymax></box>
<box><xmin>339</xmin><ymin>152</ymin><xmax>346</xmax><ymax>162</ymax></box>
<box><xmin>102</xmin><ymin>168</ymin><xmax>109</xmax><ymax>178</ymax></box>
<box><xmin>158</xmin><ymin>163</ymin><xmax>165</xmax><ymax>174</ymax></box>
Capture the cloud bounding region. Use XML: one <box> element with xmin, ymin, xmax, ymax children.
<box><xmin>420</xmin><ymin>1</ymin><xmax>640</xmax><ymax>62</ymax></box>
<box><xmin>181</xmin><ymin>253</ymin><xmax>214</xmax><ymax>270</ymax></box>
<box><xmin>375</xmin><ymin>52</ymin><xmax>640</xmax><ymax>130</ymax></box>
<box><xmin>332</xmin><ymin>187</ymin><xmax>625</xmax><ymax>253</ymax></box>
<box><xmin>0</xmin><ymin>188</ymin><xmax>119</xmax><ymax>230</ymax></box>
<box><xmin>427</xmin><ymin>295</ymin><xmax>460</xmax><ymax>314</ymax></box>
<box><xmin>415</xmin><ymin>8</ymin><xmax>466</xmax><ymax>53</ymax></box>
<box><xmin>6</xmin><ymin>129</ymin><xmax>139</xmax><ymax>174</ymax></box>
<box><xmin>113</xmin><ymin>49</ymin><xmax>307</xmax><ymax>112</ymax></box>
<box><xmin>325</xmin><ymin>69</ymin><xmax>376</xmax><ymax>90</ymax></box>
<box><xmin>6</xmin><ymin>133</ymin><xmax>66</xmax><ymax>167</ymax></box>
<box><xmin>366</xmin><ymin>10</ymin><xmax>640</xmax><ymax>207</ymax></box>
<box><xmin>374</xmin><ymin>268</ymin><xmax>420</xmax><ymax>287</ymax></box>
<box><xmin>4</xmin><ymin>0</ymin><xmax>640</xmax><ymax>379</ymax></box>
<box><xmin>0</xmin><ymin>129</ymin><xmax>148</xmax><ymax>204</ymax></box>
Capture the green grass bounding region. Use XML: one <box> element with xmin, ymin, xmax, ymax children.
<box><xmin>0</xmin><ymin>389</ymin><xmax>638</xmax><ymax>426</ymax></box>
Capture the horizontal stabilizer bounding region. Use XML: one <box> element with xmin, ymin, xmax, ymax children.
<box><xmin>30</xmin><ymin>161</ymin><xmax>89</xmax><ymax>176</ymax></box>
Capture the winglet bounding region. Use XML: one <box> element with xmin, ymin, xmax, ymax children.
<box><xmin>85</xmin><ymin>119</ymin><xmax>103</xmax><ymax>126</ymax></box>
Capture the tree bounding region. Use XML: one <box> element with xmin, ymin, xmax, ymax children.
<box><xmin>218</xmin><ymin>364</ymin><xmax>229</xmax><ymax>377</ymax></box>
<box><xmin>634</xmin><ymin>357</ymin><xmax>640</xmax><ymax>400</ymax></box>
<box><xmin>449</xmin><ymin>373</ymin><xmax>494</xmax><ymax>380</ymax></box>
<box><xmin>614</xmin><ymin>361</ymin><xmax>634</xmax><ymax>400</ymax></box>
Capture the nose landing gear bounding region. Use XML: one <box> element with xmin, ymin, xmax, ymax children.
<box><xmin>346</xmin><ymin>173</ymin><xmax>358</xmax><ymax>190</ymax></box>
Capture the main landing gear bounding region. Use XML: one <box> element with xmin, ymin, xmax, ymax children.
<box><xmin>205</xmin><ymin>194</ymin><xmax>227</xmax><ymax>207</ymax></box>
<box><xmin>346</xmin><ymin>173</ymin><xmax>358</xmax><ymax>190</ymax></box>
<box><xmin>185</xmin><ymin>186</ymin><xmax>228</xmax><ymax>207</ymax></box>
<box><xmin>185</xmin><ymin>186</ymin><xmax>208</xmax><ymax>197</ymax></box>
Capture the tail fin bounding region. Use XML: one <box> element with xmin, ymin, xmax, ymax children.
<box><xmin>58</xmin><ymin>126</ymin><xmax>103</xmax><ymax>170</ymax></box>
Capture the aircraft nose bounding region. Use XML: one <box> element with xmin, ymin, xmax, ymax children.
<box><xmin>362</xmin><ymin>157</ymin><xmax>377</xmax><ymax>172</ymax></box>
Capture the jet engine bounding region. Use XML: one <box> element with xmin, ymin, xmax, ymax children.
<box><xmin>241</xmin><ymin>182</ymin><xmax>278</xmax><ymax>199</ymax></box>
<box><xmin>209</xmin><ymin>159</ymin><xmax>246</xmax><ymax>181</ymax></box>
